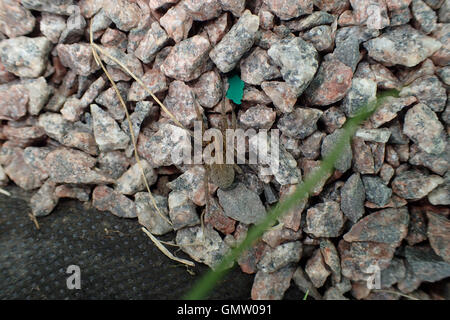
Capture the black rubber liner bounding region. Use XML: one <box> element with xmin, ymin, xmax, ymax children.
<box><xmin>0</xmin><ymin>186</ymin><xmax>304</xmax><ymax>300</ymax></box>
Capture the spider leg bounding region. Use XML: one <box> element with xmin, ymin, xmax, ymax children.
<box><xmin>228</xmin><ymin>100</ymin><xmax>243</xmax><ymax>175</ymax></box>
<box><xmin>195</xmin><ymin>102</ymin><xmax>211</xmax><ymax>237</ymax></box>
<box><xmin>194</xmin><ymin>102</ymin><xmax>205</xmax><ymax>130</ymax></box>
<box><xmin>220</xmin><ymin>98</ymin><xmax>228</xmax><ymax>133</ymax></box>
<box><xmin>231</xmin><ymin>103</ymin><xmax>237</xmax><ymax>131</ymax></box>
<box><xmin>233</xmin><ymin>164</ymin><xmax>243</xmax><ymax>175</ymax></box>
<box><xmin>201</xmin><ymin>164</ymin><xmax>211</xmax><ymax>234</ymax></box>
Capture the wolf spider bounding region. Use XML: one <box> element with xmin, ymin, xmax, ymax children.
<box><xmin>195</xmin><ymin>99</ymin><xmax>243</xmax><ymax>226</ymax></box>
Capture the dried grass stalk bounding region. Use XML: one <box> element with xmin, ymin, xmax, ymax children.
<box><xmin>89</xmin><ymin>21</ymin><xmax>194</xmax><ymax>267</ymax></box>
<box><xmin>142</xmin><ymin>227</ymin><xmax>195</xmax><ymax>267</ymax></box>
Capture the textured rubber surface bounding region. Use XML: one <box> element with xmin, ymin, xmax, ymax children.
<box><xmin>0</xmin><ymin>186</ymin><xmax>303</xmax><ymax>300</ymax></box>
<box><xmin>0</xmin><ymin>186</ymin><xmax>250</xmax><ymax>299</ymax></box>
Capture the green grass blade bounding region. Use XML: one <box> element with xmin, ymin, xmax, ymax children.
<box><xmin>184</xmin><ymin>90</ymin><xmax>399</xmax><ymax>300</ymax></box>
<box><xmin>303</xmin><ymin>290</ymin><xmax>310</xmax><ymax>301</ymax></box>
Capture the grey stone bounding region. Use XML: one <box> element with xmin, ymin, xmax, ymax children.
<box><xmin>21</xmin><ymin>0</ymin><xmax>73</xmax><ymax>15</ymax></box>
<box><xmin>355</xmin><ymin>128</ymin><xmax>391</xmax><ymax>143</ymax></box>
<box><xmin>248</xmin><ymin>136</ymin><xmax>302</xmax><ymax>186</ymax></box>
<box><xmin>59</xmin><ymin>9</ymin><xmax>86</xmax><ymax>44</ymax></box>
<box><xmin>404</xmin><ymin>103</ymin><xmax>447</xmax><ymax>155</ymax></box>
<box><xmin>91</xmin><ymin>104</ymin><xmax>130</xmax><ymax>152</ymax></box>
<box><xmin>364</xmin><ymin>25</ymin><xmax>442</xmax><ymax>67</ymax></box>
<box><xmin>239</xmin><ymin>105</ymin><xmax>276</xmax><ymax>130</ymax></box>
<box><xmin>168</xmin><ymin>191</ymin><xmax>200</xmax><ymax>230</ymax></box>
<box><xmin>210</xmin><ymin>10</ymin><xmax>260</xmax><ymax>73</ymax></box>
<box><xmin>167</xmin><ymin>166</ymin><xmax>212</xmax><ymax>207</ymax></box>
<box><xmin>362</xmin><ymin>175</ymin><xmax>392</xmax><ymax>206</ymax></box>
<box><xmin>261</xmin><ymin>81</ymin><xmax>298</xmax><ymax>113</ymax></box>
<box><xmin>333</xmin><ymin>26</ymin><xmax>380</xmax><ymax>71</ymax></box>
<box><xmin>128</xmin><ymin>69</ymin><xmax>168</xmax><ymax>102</ymax></box>
<box><xmin>399</xmin><ymin>75</ymin><xmax>447</xmax><ymax>112</ymax></box>
<box><xmin>161</xmin><ymin>35</ymin><xmax>211</xmax><ymax>82</ymax></box>
<box><xmin>121</xmin><ymin>101</ymin><xmax>153</xmax><ymax>153</ymax></box>
<box><xmin>30</xmin><ymin>180</ymin><xmax>58</xmax><ymax>217</ymax></box>
<box><xmin>115</xmin><ymin>160</ymin><xmax>157</xmax><ymax>195</ymax></box>
<box><xmin>183</xmin><ymin>0</ymin><xmax>222</xmax><ymax>21</ymax></box>
<box><xmin>324</xmin><ymin>287</ymin><xmax>348</xmax><ymax>300</ymax></box>
<box><xmin>321</xmin><ymin>129</ymin><xmax>353</xmax><ymax>173</ymax></box>
<box><xmin>92</xmin><ymin>185</ymin><xmax>137</xmax><ymax>218</ymax></box>
<box><xmin>91</xmin><ymin>9</ymin><xmax>112</xmax><ymax>34</ymax></box>
<box><xmin>251</xmin><ymin>266</ymin><xmax>295</xmax><ymax>300</ymax></box>
<box><xmin>409</xmin><ymin>143</ymin><xmax>450</xmax><ymax>175</ymax></box>
<box><xmin>437</xmin><ymin>66</ymin><xmax>450</xmax><ymax>85</ymax></box>
<box><xmin>268</xmin><ymin>37</ymin><xmax>319</xmax><ymax>95</ymax></box>
<box><xmin>137</xmin><ymin>122</ymin><xmax>191</xmax><ymax>167</ymax></box>
<box><xmin>162</xmin><ymin>80</ymin><xmax>202</xmax><ymax>128</ymax></box>
<box><xmin>103</xmin><ymin>0</ymin><xmax>142</xmax><ymax>31</ymax></box>
<box><xmin>370</xmin><ymin>96</ymin><xmax>417</xmax><ymax>128</ymax></box>
<box><xmin>45</xmin><ymin>148</ymin><xmax>113</xmax><ymax>185</ymax></box>
<box><xmin>56</xmin><ymin>43</ymin><xmax>100</xmax><ymax>76</ymax></box>
<box><xmin>38</xmin><ymin>112</ymin><xmax>74</xmax><ymax>143</ymax></box>
<box><xmin>300</xmin><ymin>131</ymin><xmax>325</xmax><ymax>160</ymax></box>
<box><xmin>240</xmin><ymin>47</ymin><xmax>281</xmax><ymax>85</ymax></box>
<box><xmin>135</xmin><ymin>193</ymin><xmax>173</xmax><ymax>236</ymax></box>
<box><xmin>381</xmin><ymin>258</ymin><xmax>406</xmax><ymax>289</ymax></box>
<box><xmin>320</xmin><ymin>239</ymin><xmax>342</xmax><ymax>284</ymax></box>
<box><xmin>341</xmin><ymin>173</ymin><xmax>365</xmax><ymax>223</ymax></box>
<box><xmin>427</xmin><ymin>211</ymin><xmax>450</xmax><ymax>261</ymax></box>
<box><xmin>0</xmin><ymin>36</ymin><xmax>52</xmax><ymax>78</ymax></box>
<box><xmin>219</xmin><ymin>0</ymin><xmax>246</xmax><ymax>17</ymax></box>
<box><xmin>0</xmin><ymin>0</ymin><xmax>36</xmax><ymax>38</ymax></box>
<box><xmin>304</xmin><ymin>201</ymin><xmax>344</xmax><ymax>237</ymax></box>
<box><xmin>40</xmin><ymin>13</ymin><xmax>66</xmax><ymax>43</ymax></box>
<box><xmin>405</xmin><ymin>246</ymin><xmax>450</xmax><ymax>282</ymax></box>
<box><xmin>97</xmin><ymin>45</ymin><xmax>143</xmax><ymax>78</ymax></box>
<box><xmin>176</xmin><ymin>225</ymin><xmax>230</xmax><ymax>270</ymax></box>
<box><xmin>406</xmin><ymin>206</ymin><xmax>429</xmax><ymax>246</ymax></box>
<box><xmin>191</xmin><ymin>70</ymin><xmax>223</xmax><ymax>109</ymax></box>
<box><xmin>284</xmin><ymin>11</ymin><xmax>335</xmax><ymax>31</ymax></box>
<box><xmin>257</xmin><ymin>241</ymin><xmax>302</xmax><ymax>273</ymax></box>
<box><xmin>305</xmin><ymin>249</ymin><xmax>331</xmax><ymax>288</ymax></box>
<box><xmin>97</xmin><ymin>151</ymin><xmax>129</xmax><ymax>180</ymax></box>
<box><xmin>341</xmin><ymin>78</ymin><xmax>377</xmax><ymax>117</ymax></box>
<box><xmin>412</xmin><ymin>0</ymin><xmax>437</xmax><ymax>34</ymax></box>
<box><xmin>428</xmin><ymin>183</ymin><xmax>450</xmax><ymax>206</ymax></box>
<box><xmin>277</xmin><ymin>108</ymin><xmax>323</xmax><ymax>139</ymax></box>
<box><xmin>303</xmin><ymin>25</ymin><xmax>334</xmax><ymax>52</ymax></box>
<box><xmin>439</xmin><ymin>0</ymin><xmax>450</xmax><ymax>22</ymax></box>
<box><xmin>217</xmin><ymin>183</ymin><xmax>266</xmax><ymax>225</ymax></box>
<box><xmin>21</xmin><ymin>77</ymin><xmax>51</xmax><ymax>116</ymax></box>
<box><xmin>339</xmin><ymin>240</ymin><xmax>396</xmax><ymax>281</ymax></box>
<box><xmin>95</xmin><ymin>83</ymin><xmax>129</xmax><ymax>121</ymax></box>
<box><xmin>292</xmin><ymin>267</ymin><xmax>322</xmax><ymax>300</ymax></box>
<box><xmin>343</xmin><ymin>208</ymin><xmax>409</xmax><ymax>246</ymax></box>
<box><xmin>134</xmin><ymin>22</ymin><xmax>169</xmax><ymax>64</ymax></box>
<box><xmin>263</xmin><ymin>0</ymin><xmax>313</xmax><ymax>21</ymax></box>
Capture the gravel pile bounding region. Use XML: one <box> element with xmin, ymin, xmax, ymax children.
<box><xmin>0</xmin><ymin>0</ymin><xmax>449</xmax><ymax>300</ymax></box>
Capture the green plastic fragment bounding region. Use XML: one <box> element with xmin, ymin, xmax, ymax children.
<box><xmin>226</xmin><ymin>75</ymin><xmax>245</xmax><ymax>104</ymax></box>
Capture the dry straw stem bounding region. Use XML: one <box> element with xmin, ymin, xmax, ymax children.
<box><xmin>373</xmin><ymin>289</ymin><xmax>420</xmax><ymax>300</ymax></box>
<box><xmin>142</xmin><ymin>227</ymin><xmax>195</xmax><ymax>267</ymax></box>
<box><xmin>89</xmin><ymin>21</ymin><xmax>194</xmax><ymax>267</ymax></box>
<box><xmin>89</xmin><ymin>23</ymin><xmax>170</xmax><ymax>226</ymax></box>
<box><xmin>89</xmin><ymin>41</ymin><xmax>192</xmax><ymax>136</ymax></box>
<box><xmin>28</xmin><ymin>213</ymin><xmax>40</xmax><ymax>230</ymax></box>
<box><xmin>0</xmin><ymin>188</ymin><xmax>11</xmax><ymax>197</ymax></box>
